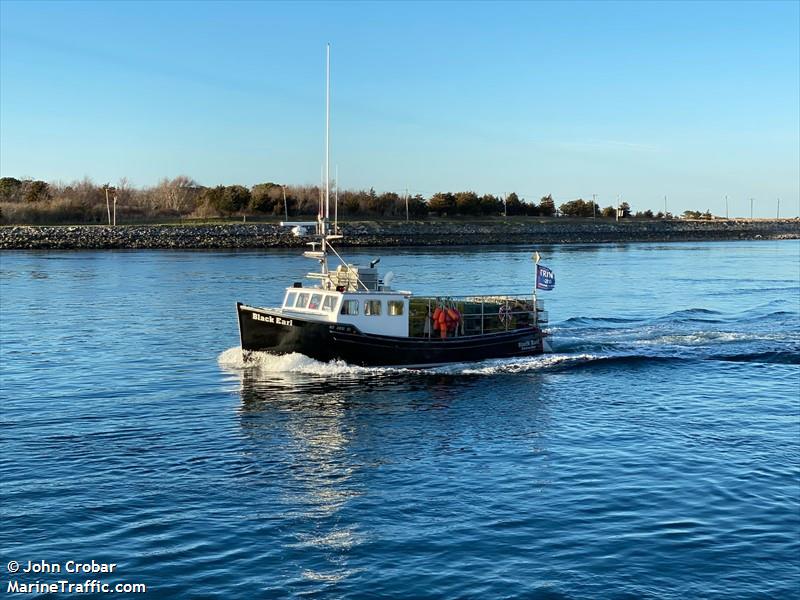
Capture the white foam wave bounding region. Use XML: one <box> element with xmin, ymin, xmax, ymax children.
<box><xmin>429</xmin><ymin>353</ymin><xmax>598</xmax><ymax>375</ymax></box>
<box><xmin>218</xmin><ymin>347</ymin><xmax>384</xmax><ymax>376</ymax></box>
<box><xmin>217</xmin><ymin>346</ymin><xmax>591</xmax><ymax>377</ymax></box>
<box><xmin>218</xmin><ymin>346</ymin><xmax>246</xmax><ymax>367</ymax></box>
<box><xmin>632</xmin><ymin>331</ymin><xmax>786</xmax><ymax>347</ymax></box>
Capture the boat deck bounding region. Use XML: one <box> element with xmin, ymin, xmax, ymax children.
<box><xmin>408</xmin><ymin>294</ymin><xmax>547</xmax><ymax>338</ymax></box>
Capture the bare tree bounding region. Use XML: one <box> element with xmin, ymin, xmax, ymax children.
<box><xmin>150</xmin><ymin>176</ymin><xmax>199</xmax><ymax>213</ymax></box>
<box><xmin>116</xmin><ymin>177</ymin><xmax>133</xmax><ymax>204</ymax></box>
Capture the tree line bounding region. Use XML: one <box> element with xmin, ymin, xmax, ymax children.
<box><xmin>0</xmin><ymin>175</ymin><xmax>680</xmax><ymax>224</ymax></box>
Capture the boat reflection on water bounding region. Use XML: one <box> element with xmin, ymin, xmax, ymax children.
<box><xmin>218</xmin><ymin>347</ymin><xmax>552</xmax><ymax>590</ymax></box>
<box><xmin>219</xmin><ymin>347</ymin><xmax>553</xmax><ymax>467</ymax></box>
<box><xmin>224</xmin><ymin>363</ymin><xmax>368</xmax><ymax>586</ymax></box>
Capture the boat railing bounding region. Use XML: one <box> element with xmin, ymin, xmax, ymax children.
<box><xmin>409</xmin><ymin>294</ymin><xmax>546</xmax><ymax>338</ymax></box>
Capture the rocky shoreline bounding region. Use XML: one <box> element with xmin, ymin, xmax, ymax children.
<box><xmin>1</xmin><ymin>219</ymin><xmax>798</xmax><ymax>250</ymax></box>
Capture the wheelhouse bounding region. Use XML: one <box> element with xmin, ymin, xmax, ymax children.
<box><xmin>280</xmin><ymin>286</ymin><xmax>411</xmax><ymax>337</ymax></box>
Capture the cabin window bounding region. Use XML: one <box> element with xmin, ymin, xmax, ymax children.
<box><xmin>295</xmin><ymin>292</ymin><xmax>310</xmax><ymax>308</ymax></box>
<box><xmin>285</xmin><ymin>292</ymin><xmax>297</xmax><ymax>308</ymax></box>
<box><xmin>322</xmin><ymin>295</ymin><xmax>337</xmax><ymax>312</ymax></box>
<box><xmin>388</xmin><ymin>300</ymin><xmax>404</xmax><ymax>316</ymax></box>
<box><xmin>308</xmin><ymin>294</ymin><xmax>323</xmax><ymax>310</ymax></box>
<box><xmin>365</xmin><ymin>300</ymin><xmax>382</xmax><ymax>316</ymax></box>
<box><xmin>340</xmin><ymin>299</ymin><xmax>359</xmax><ymax>315</ymax></box>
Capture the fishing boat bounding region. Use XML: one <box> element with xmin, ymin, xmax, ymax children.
<box><xmin>236</xmin><ymin>266</ymin><xmax>551</xmax><ymax>367</ymax></box>
<box><xmin>236</xmin><ymin>46</ymin><xmax>553</xmax><ymax>367</ymax></box>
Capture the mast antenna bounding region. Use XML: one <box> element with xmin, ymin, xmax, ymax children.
<box><xmin>319</xmin><ymin>164</ymin><xmax>324</xmax><ymax>230</ymax></box>
<box><xmin>335</xmin><ymin>165</ymin><xmax>339</xmax><ymax>233</ymax></box>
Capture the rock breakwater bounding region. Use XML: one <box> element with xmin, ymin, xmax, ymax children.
<box><xmin>1</xmin><ymin>219</ymin><xmax>797</xmax><ymax>250</ymax></box>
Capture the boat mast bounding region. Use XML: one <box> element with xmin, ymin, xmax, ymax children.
<box><xmin>302</xmin><ymin>44</ymin><xmax>366</xmax><ymax>293</ymax></box>
<box><xmin>325</xmin><ymin>43</ymin><xmax>330</xmax><ymax>229</ymax></box>
<box><xmin>320</xmin><ymin>43</ymin><xmax>331</xmax><ymax>277</ymax></box>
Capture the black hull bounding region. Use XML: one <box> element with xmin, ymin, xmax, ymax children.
<box><xmin>237</xmin><ymin>303</ymin><xmax>545</xmax><ymax>367</ymax></box>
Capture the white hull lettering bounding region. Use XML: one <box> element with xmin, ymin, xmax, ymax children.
<box><xmin>252</xmin><ymin>313</ymin><xmax>293</xmax><ymax>327</ymax></box>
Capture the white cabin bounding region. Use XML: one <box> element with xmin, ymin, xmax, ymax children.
<box><xmin>279</xmin><ymin>288</ymin><xmax>410</xmax><ymax>337</ymax></box>
<box><xmin>272</xmin><ymin>261</ymin><xmax>410</xmax><ymax>337</ymax></box>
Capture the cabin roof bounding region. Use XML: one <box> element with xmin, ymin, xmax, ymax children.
<box><xmin>285</xmin><ymin>287</ymin><xmax>410</xmax><ymax>296</ymax></box>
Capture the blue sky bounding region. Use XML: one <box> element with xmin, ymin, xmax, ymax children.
<box><xmin>1</xmin><ymin>0</ymin><xmax>798</xmax><ymax>217</ymax></box>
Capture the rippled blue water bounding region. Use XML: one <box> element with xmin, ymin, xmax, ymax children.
<box><xmin>2</xmin><ymin>241</ymin><xmax>799</xmax><ymax>599</ymax></box>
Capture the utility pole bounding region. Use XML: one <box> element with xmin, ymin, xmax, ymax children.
<box><xmin>777</xmin><ymin>197</ymin><xmax>780</xmax><ymax>219</ymax></box>
<box><xmin>592</xmin><ymin>193</ymin><xmax>597</xmax><ymax>219</ymax></box>
<box><xmin>113</xmin><ymin>193</ymin><xmax>117</xmax><ymax>226</ymax></box>
<box><xmin>503</xmin><ymin>193</ymin><xmax>507</xmax><ymax>218</ymax></box>
<box><xmin>616</xmin><ymin>194</ymin><xmax>622</xmax><ymax>222</ymax></box>
<box><xmin>405</xmin><ymin>185</ymin><xmax>409</xmax><ymax>222</ymax></box>
<box><xmin>750</xmin><ymin>197</ymin><xmax>754</xmax><ymax>220</ymax></box>
<box><xmin>664</xmin><ymin>195</ymin><xmax>667</xmax><ymax>218</ymax></box>
<box><xmin>725</xmin><ymin>195</ymin><xmax>728</xmax><ymax>219</ymax></box>
<box><xmin>282</xmin><ymin>185</ymin><xmax>288</xmax><ymax>221</ymax></box>
<box><xmin>104</xmin><ymin>187</ymin><xmax>111</xmax><ymax>225</ymax></box>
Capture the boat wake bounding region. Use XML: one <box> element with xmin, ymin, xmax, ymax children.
<box><xmin>218</xmin><ymin>341</ymin><xmax>798</xmax><ymax>382</ymax></box>
<box><xmin>217</xmin><ymin>346</ymin><xmax>595</xmax><ymax>377</ymax></box>
<box><xmin>551</xmin><ymin>303</ymin><xmax>800</xmax><ymax>367</ymax></box>
<box><xmin>219</xmin><ymin>299</ymin><xmax>800</xmax><ymax>378</ymax></box>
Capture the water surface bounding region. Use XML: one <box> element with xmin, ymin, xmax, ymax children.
<box><xmin>2</xmin><ymin>241</ymin><xmax>799</xmax><ymax>598</ymax></box>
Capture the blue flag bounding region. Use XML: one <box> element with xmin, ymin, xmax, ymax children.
<box><xmin>536</xmin><ymin>264</ymin><xmax>555</xmax><ymax>290</ymax></box>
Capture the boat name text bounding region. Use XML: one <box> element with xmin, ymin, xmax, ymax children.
<box><xmin>252</xmin><ymin>313</ymin><xmax>293</xmax><ymax>327</ymax></box>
